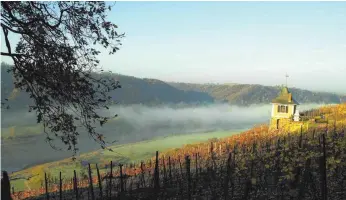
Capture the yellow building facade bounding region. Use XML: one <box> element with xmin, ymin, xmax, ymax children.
<box><xmin>269</xmin><ymin>87</ymin><xmax>300</xmax><ymax>130</ymax></box>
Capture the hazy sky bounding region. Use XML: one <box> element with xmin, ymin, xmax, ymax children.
<box><xmin>1</xmin><ymin>2</ymin><xmax>346</xmax><ymax>93</ymax></box>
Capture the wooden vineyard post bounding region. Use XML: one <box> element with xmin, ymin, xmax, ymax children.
<box><xmin>185</xmin><ymin>155</ymin><xmax>192</xmax><ymax>200</ymax></box>
<box><xmin>168</xmin><ymin>156</ymin><xmax>172</xmax><ymax>185</ymax></box>
<box><xmin>224</xmin><ymin>152</ymin><xmax>232</xmax><ymax>200</ymax></box>
<box><xmin>211</xmin><ymin>142</ymin><xmax>217</xmax><ymax>170</ymax></box>
<box><xmin>119</xmin><ymin>164</ymin><xmax>124</xmax><ymax>192</ymax></box>
<box><xmin>195</xmin><ymin>153</ymin><xmax>198</xmax><ymax>179</ymax></box>
<box><xmin>131</xmin><ymin>172</ymin><xmax>136</xmax><ymax>192</ymax></box>
<box><xmin>226</xmin><ymin>143</ymin><xmax>230</xmax><ymax>154</ymax></box>
<box><xmin>193</xmin><ymin>153</ymin><xmax>198</xmax><ymax>195</ymax></box>
<box><xmin>154</xmin><ymin>151</ymin><xmax>160</xmax><ymax>190</ymax></box>
<box><xmin>251</xmin><ymin>143</ymin><xmax>258</xmax><ymax>197</ymax></box>
<box><xmin>274</xmin><ymin>139</ymin><xmax>282</xmax><ymax>190</ymax></box>
<box><xmin>299</xmin><ymin>124</ymin><xmax>303</xmax><ymax>148</ymax></box>
<box><xmin>287</xmin><ymin>132</ymin><xmax>291</xmax><ymax>149</ymax></box>
<box><xmin>163</xmin><ymin>156</ymin><xmax>167</xmax><ymax>186</ymax></box>
<box><xmin>88</xmin><ymin>182</ymin><xmax>90</xmax><ymax>200</ymax></box>
<box><xmin>210</xmin><ymin>142</ymin><xmax>213</xmax><ymax>155</ymax></box>
<box><xmin>219</xmin><ymin>144</ymin><xmax>222</xmax><ymax>156</ymax></box>
<box><xmin>73</xmin><ymin>170</ymin><xmax>79</xmax><ymax>200</ymax></box>
<box><xmin>140</xmin><ymin>161</ymin><xmax>146</xmax><ymax>187</ymax></box>
<box><xmin>320</xmin><ymin>134</ymin><xmax>328</xmax><ymax>200</ymax></box>
<box><xmin>243</xmin><ymin>159</ymin><xmax>252</xmax><ymax>199</ymax></box>
<box><xmin>297</xmin><ymin>158</ymin><xmax>311</xmax><ymax>200</ymax></box>
<box><xmin>199</xmin><ymin>153</ymin><xmax>202</xmax><ymax>174</ymax></box>
<box><xmin>88</xmin><ymin>163</ymin><xmax>95</xmax><ymax>200</ymax></box>
<box><xmin>136</xmin><ymin>172</ymin><xmax>140</xmax><ymax>190</ymax></box>
<box><xmin>96</xmin><ymin>164</ymin><xmax>103</xmax><ymax>200</ymax></box>
<box><xmin>148</xmin><ymin>169</ymin><xmax>152</xmax><ymax>188</ymax></box>
<box><xmin>154</xmin><ymin>151</ymin><xmax>161</xmax><ymax>199</ymax></box>
<box><xmin>45</xmin><ymin>172</ymin><xmax>49</xmax><ymax>200</ymax></box>
<box><xmin>59</xmin><ymin>172</ymin><xmax>62</xmax><ymax>200</ymax></box>
<box><xmin>109</xmin><ymin>161</ymin><xmax>113</xmax><ymax>200</ymax></box>
<box><xmin>178</xmin><ymin>156</ymin><xmax>183</xmax><ymax>178</ymax></box>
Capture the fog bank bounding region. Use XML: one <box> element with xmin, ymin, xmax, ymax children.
<box><xmin>1</xmin><ymin>103</ymin><xmax>328</xmax><ymax>172</ymax></box>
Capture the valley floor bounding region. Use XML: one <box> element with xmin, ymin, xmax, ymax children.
<box><xmin>9</xmin><ymin>130</ymin><xmax>244</xmax><ymax>192</ymax></box>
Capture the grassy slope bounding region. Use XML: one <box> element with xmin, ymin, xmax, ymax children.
<box><xmin>10</xmin><ymin>130</ymin><xmax>244</xmax><ymax>191</ymax></box>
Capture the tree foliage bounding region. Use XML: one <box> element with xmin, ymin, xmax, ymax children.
<box><xmin>1</xmin><ymin>1</ymin><xmax>124</xmax><ymax>155</ymax></box>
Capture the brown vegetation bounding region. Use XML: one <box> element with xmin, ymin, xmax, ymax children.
<box><xmin>5</xmin><ymin>103</ymin><xmax>346</xmax><ymax>200</ymax></box>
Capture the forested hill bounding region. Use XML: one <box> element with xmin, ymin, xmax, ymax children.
<box><xmin>168</xmin><ymin>82</ymin><xmax>343</xmax><ymax>105</ymax></box>
<box><xmin>1</xmin><ymin>63</ymin><xmax>344</xmax><ymax>111</ymax></box>
<box><xmin>1</xmin><ymin>63</ymin><xmax>214</xmax><ymax>111</ymax></box>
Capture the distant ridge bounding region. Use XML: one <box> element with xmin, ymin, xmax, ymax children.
<box><xmin>167</xmin><ymin>82</ymin><xmax>343</xmax><ymax>105</ymax></box>
<box><xmin>1</xmin><ymin>62</ymin><xmax>343</xmax><ymax>112</ymax></box>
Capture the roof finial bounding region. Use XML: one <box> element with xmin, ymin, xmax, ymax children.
<box><xmin>285</xmin><ymin>73</ymin><xmax>289</xmax><ymax>87</ymax></box>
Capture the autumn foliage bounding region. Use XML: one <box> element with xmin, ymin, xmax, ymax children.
<box><xmin>10</xmin><ymin>103</ymin><xmax>346</xmax><ymax>199</ymax></box>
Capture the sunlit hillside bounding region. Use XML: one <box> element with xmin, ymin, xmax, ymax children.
<box><xmin>8</xmin><ymin>103</ymin><xmax>346</xmax><ymax>200</ymax></box>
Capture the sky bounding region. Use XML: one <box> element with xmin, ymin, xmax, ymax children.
<box><xmin>1</xmin><ymin>1</ymin><xmax>346</xmax><ymax>94</ymax></box>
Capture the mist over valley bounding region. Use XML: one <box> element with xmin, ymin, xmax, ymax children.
<box><xmin>1</xmin><ymin>103</ymin><xmax>327</xmax><ymax>173</ymax></box>
<box><xmin>0</xmin><ymin>63</ymin><xmax>342</xmax><ymax>173</ymax></box>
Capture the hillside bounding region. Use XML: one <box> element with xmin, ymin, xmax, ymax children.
<box><xmin>1</xmin><ymin>62</ymin><xmax>344</xmax><ymax>112</ymax></box>
<box><xmin>8</xmin><ymin>103</ymin><xmax>346</xmax><ymax>200</ymax></box>
<box><xmin>168</xmin><ymin>82</ymin><xmax>343</xmax><ymax>105</ymax></box>
<box><xmin>1</xmin><ymin>63</ymin><xmax>214</xmax><ymax>111</ymax></box>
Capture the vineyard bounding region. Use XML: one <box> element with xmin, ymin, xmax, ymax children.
<box><xmin>5</xmin><ymin>103</ymin><xmax>346</xmax><ymax>200</ymax></box>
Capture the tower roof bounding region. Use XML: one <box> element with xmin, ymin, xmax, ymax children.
<box><xmin>271</xmin><ymin>86</ymin><xmax>299</xmax><ymax>105</ymax></box>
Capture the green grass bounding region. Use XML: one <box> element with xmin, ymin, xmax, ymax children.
<box><xmin>100</xmin><ymin>130</ymin><xmax>242</xmax><ymax>161</ymax></box>
<box><xmin>10</xmin><ymin>129</ymin><xmax>244</xmax><ymax>191</ymax></box>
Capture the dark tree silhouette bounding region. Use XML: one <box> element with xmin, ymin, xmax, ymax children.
<box><xmin>1</xmin><ymin>171</ymin><xmax>12</xmax><ymax>200</ymax></box>
<box><xmin>1</xmin><ymin>1</ymin><xmax>124</xmax><ymax>155</ymax></box>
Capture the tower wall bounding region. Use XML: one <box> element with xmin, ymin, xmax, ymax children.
<box><xmin>271</xmin><ymin>104</ymin><xmax>295</xmax><ymax>118</ymax></box>
<box><xmin>269</xmin><ymin>117</ymin><xmax>292</xmax><ymax>130</ymax></box>
<box><xmin>269</xmin><ymin>118</ymin><xmax>304</xmax><ymax>132</ymax></box>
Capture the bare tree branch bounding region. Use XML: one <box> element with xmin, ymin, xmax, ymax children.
<box><xmin>1</xmin><ymin>1</ymin><xmax>125</xmax><ymax>156</ymax></box>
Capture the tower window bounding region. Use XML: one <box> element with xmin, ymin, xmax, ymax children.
<box><xmin>278</xmin><ymin>105</ymin><xmax>288</xmax><ymax>113</ymax></box>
